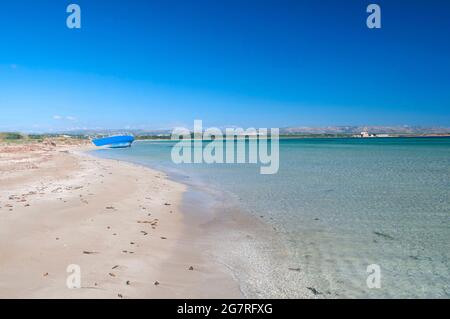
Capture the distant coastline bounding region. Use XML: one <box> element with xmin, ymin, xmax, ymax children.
<box><xmin>134</xmin><ymin>134</ymin><xmax>450</xmax><ymax>141</ymax></box>
<box><xmin>2</xmin><ymin>131</ymin><xmax>450</xmax><ymax>144</ymax></box>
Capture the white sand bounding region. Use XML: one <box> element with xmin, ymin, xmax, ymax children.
<box><xmin>0</xmin><ymin>142</ymin><xmax>241</xmax><ymax>298</ymax></box>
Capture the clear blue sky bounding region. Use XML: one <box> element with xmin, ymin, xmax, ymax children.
<box><xmin>1</xmin><ymin>0</ymin><xmax>449</xmax><ymax>132</ymax></box>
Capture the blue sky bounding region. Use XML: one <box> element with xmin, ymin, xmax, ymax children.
<box><xmin>0</xmin><ymin>0</ymin><xmax>449</xmax><ymax>132</ymax></box>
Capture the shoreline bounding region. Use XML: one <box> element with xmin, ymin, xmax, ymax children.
<box><xmin>91</xmin><ymin>143</ymin><xmax>318</xmax><ymax>299</ymax></box>
<box><xmin>88</xmin><ymin>147</ymin><xmax>290</xmax><ymax>299</ymax></box>
<box><xmin>0</xmin><ymin>142</ymin><xmax>241</xmax><ymax>298</ymax></box>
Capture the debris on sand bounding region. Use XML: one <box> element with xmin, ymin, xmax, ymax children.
<box><xmin>137</xmin><ymin>219</ymin><xmax>158</xmax><ymax>226</ymax></box>
<box><xmin>160</xmin><ymin>237</ymin><xmax>167</xmax><ymax>240</ymax></box>
<box><xmin>112</xmin><ymin>265</ymin><xmax>119</xmax><ymax>269</ymax></box>
<box><xmin>43</xmin><ymin>272</ymin><xmax>49</xmax><ymax>277</ymax></box>
<box><xmin>109</xmin><ymin>273</ymin><xmax>116</xmax><ymax>277</ymax></box>
<box><xmin>307</xmin><ymin>287</ymin><xmax>321</xmax><ymax>295</ymax></box>
<box><xmin>373</xmin><ymin>231</ymin><xmax>395</xmax><ymax>240</ymax></box>
<box><xmin>189</xmin><ymin>266</ymin><xmax>194</xmax><ymax>271</ymax></box>
<box><xmin>154</xmin><ymin>281</ymin><xmax>160</xmax><ymax>286</ymax></box>
<box><xmin>83</xmin><ymin>251</ymin><xmax>99</xmax><ymax>255</ymax></box>
<box><xmin>288</xmin><ymin>267</ymin><xmax>301</xmax><ymax>272</ymax></box>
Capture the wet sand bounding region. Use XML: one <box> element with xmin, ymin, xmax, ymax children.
<box><xmin>0</xmin><ymin>141</ymin><xmax>241</xmax><ymax>298</ymax></box>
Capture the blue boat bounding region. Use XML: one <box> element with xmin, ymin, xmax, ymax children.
<box><xmin>91</xmin><ymin>135</ymin><xmax>135</xmax><ymax>148</ymax></box>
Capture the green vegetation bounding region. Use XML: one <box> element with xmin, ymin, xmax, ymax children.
<box><xmin>0</xmin><ymin>132</ymin><xmax>89</xmax><ymax>144</ymax></box>
<box><xmin>0</xmin><ymin>132</ymin><xmax>23</xmax><ymax>140</ymax></box>
<box><xmin>0</xmin><ymin>132</ymin><xmax>27</xmax><ymax>143</ymax></box>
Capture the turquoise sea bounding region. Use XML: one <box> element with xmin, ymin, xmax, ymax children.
<box><xmin>93</xmin><ymin>137</ymin><xmax>450</xmax><ymax>298</ymax></box>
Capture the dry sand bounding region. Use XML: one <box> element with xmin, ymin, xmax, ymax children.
<box><xmin>0</xmin><ymin>141</ymin><xmax>241</xmax><ymax>298</ymax></box>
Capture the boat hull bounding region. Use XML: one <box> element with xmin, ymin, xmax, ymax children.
<box><xmin>92</xmin><ymin>135</ymin><xmax>134</xmax><ymax>148</ymax></box>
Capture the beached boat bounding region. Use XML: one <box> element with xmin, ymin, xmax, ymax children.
<box><xmin>91</xmin><ymin>135</ymin><xmax>135</xmax><ymax>148</ymax></box>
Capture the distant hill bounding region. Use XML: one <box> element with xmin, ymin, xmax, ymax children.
<box><xmin>279</xmin><ymin>126</ymin><xmax>450</xmax><ymax>135</ymax></box>
<box><xmin>48</xmin><ymin>125</ymin><xmax>450</xmax><ymax>137</ymax></box>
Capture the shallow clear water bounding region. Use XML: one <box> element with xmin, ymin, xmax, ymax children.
<box><xmin>93</xmin><ymin>137</ymin><xmax>450</xmax><ymax>298</ymax></box>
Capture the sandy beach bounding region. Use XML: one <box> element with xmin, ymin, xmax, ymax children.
<box><xmin>0</xmin><ymin>140</ymin><xmax>241</xmax><ymax>298</ymax></box>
